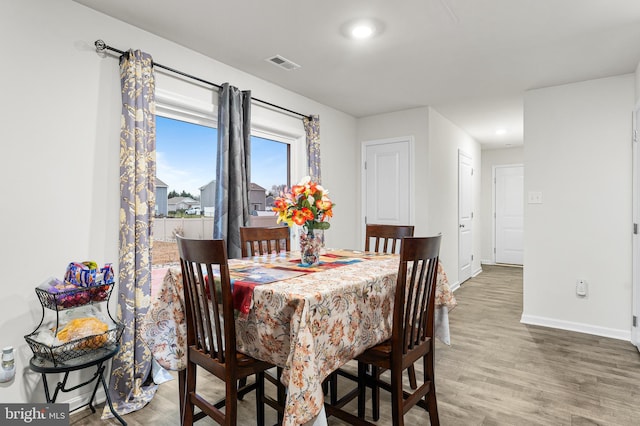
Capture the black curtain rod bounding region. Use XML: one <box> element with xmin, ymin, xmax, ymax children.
<box><xmin>94</xmin><ymin>39</ymin><xmax>312</xmax><ymax>120</ymax></box>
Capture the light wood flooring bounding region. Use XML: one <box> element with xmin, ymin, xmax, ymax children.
<box><xmin>71</xmin><ymin>265</ymin><xmax>640</xmax><ymax>425</ymax></box>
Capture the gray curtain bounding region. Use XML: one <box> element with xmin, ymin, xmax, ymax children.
<box><xmin>214</xmin><ymin>83</ymin><xmax>251</xmax><ymax>259</ymax></box>
<box><xmin>303</xmin><ymin>115</ymin><xmax>321</xmax><ymax>183</ymax></box>
<box><xmin>102</xmin><ymin>49</ymin><xmax>157</xmax><ymax>420</ymax></box>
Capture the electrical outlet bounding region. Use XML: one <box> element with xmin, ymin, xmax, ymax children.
<box><xmin>576</xmin><ymin>279</ymin><xmax>587</xmax><ymax>297</ymax></box>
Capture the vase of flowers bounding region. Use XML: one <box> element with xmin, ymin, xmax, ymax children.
<box><xmin>299</xmin><ymin>228</ymin><xmax>325</xmax><ymax>266</ymax></box>
<box><xmin>272</xmin><ymin>176</ymin><xmax>334</xmax><ymax>266</ymax></box>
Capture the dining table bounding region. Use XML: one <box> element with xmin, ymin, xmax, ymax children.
<box><xmin>142</xmin><ymin>248</ymin><xmax>457</xmax><ymax>426</ymax></box>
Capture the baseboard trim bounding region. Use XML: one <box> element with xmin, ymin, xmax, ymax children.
<box><xmin>520</xmin><ymin>314</ymin><xmax>630</xmax><ymax>342</ymax></box>
<box><xmin>482</xmin><ymin>261</ymin><xmax>523</xmax><ymax>268</ymax></box>
<box><xmin>449</xmin><ymin>267</ymin><xmax>482</xmax><ymax>293</ymax></box>
<box><xmin>64</xmin><ymin>388</ymin><xmax>106</xmax><ymax>413</ymax></box>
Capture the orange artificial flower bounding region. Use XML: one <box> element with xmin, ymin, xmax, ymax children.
<box><xmin>316</xmin><ymin>197</ymin><xmax>332</xmax><ymax>211</ymax></box>
<box><xmin>273</xmin><ymin>198</ymin><xmax>287</xmax><ymax>212</ymax></box>
<box><xmin>307</xmin><ymin>182</ymin><xmax>318</xmax><ymax>196</ymax></box>
<box><xmin>292</xmin><ymin>208</ymin><xmax>313</xmax><ymax>225</ymax></box>
<box><xmin>291</xmin><ymin>185</ymin><xmax>306</xmax><ymax>197</ymax></box>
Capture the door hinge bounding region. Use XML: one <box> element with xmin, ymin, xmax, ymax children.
<box><xmin>493</xmin><ymin>247</ymin><xmax>496</xmax><ymax>253</ymax></box>
<box><xmin>634</xmin><ymin>223</ymin><xmax>638</xmax><ymax>235</ymax></box>
<box><xmin>634</xmin><ymin>129</ymin><xmax>638</xmax><ymax>143</ymax></box>
<box><xmin>364</xmin><ymin>161</ymin><xmax>367</xmax><ymax>170</ymax></box>
<box><xmin>471</xmin><ymin>254</ymin><xmax>474</xmax><ymax>261</ymax></box>
<box><xmin>364</xmin><ymin>216</ymin><xmax>367</xmax><ymax>225</ymax></box>
<box><xmin>471</xmin><ymin>212</ymin><xmax>474</xmax><ymax>219</ymax></box>
<box><xmin>471</xmin><ymin>168</ymin><xmax>474</xmax><ymax>176</ymax></box>
<box><xmin>634</xmin><ymin>316</ymin><xmax>637</xmax><ymax>327</ymax></box>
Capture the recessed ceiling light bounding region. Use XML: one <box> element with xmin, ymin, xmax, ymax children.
<box><xmin>351</xmin><ymin>24</ymin><xmax>374</xmax><ymax>39</ymax></box>
<box><xmin>495</xmin><ymin>128</ymin><xmax>507</xmax><ymax>135</ymax></box>
<box><xmin>341</xmin><ymin>19</ymin><xmax>383</xmax><ymax>40</ymax></box>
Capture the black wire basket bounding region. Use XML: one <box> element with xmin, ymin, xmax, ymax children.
<box><xmin>35</xmin><ymin>282</ymin><xmax>114</xmax><ymax>311</ymax></box>
<box><xmin>24</xmin><ymin>323</ymin><xmax>124</xmax><ymax>366</ymax></box>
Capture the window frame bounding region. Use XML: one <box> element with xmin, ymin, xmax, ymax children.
<box><xmin>155</xmin><ymin>79</ymin><xmax>308</xmax><ymax>203</ymax></box>
<box><xmin>154</xmin><ymin>77</ymin><xmax>307</xmax><ymax>246</ymax></box>
<box><xmin>155</xmin><ymin>86</ymin><xmax>305</xmax><ymax>187</ymax></box>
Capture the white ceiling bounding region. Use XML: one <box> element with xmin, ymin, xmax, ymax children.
<box><xmin>75</xmin><ymin>0</ymin><xmax>640</xmax><ymax>149</ymax></box>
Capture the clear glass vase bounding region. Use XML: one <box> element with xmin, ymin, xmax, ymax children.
<box><xmin>299</xmin><ymin>228</ymin><xmax>324</xmax><ymax>266</ymax></box>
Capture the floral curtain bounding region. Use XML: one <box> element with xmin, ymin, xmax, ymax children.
<box><xmin>303</xmin><ymin>115</ymin><xmax>321</xmax><ymax>184</ymax></box>
<box><xmin>214</xmin><ymin>83</ymin><xmax>252</xmax><ymax>259</ymax></box>
<box><xmin>103</xmin><ymin>49</ymin><xmax>157</xmax><ymax>420</ymax></box>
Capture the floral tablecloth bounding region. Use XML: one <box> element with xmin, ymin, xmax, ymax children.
<box><xmin>142</xmin><ymin>250</ymin><xmax>456</xmax><ymax>426</ymax></box>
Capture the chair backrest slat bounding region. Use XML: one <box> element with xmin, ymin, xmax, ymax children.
<box><xmin>365</xmin><ymin>224</ymin><xmax>414</xmax><ymax>254</ymax></box>
<box><xmin>239</xmin><ymin>226</ymin><xmax>291</xmax><ymax>257</ymax></box>
<box><xmin>394</xmin><ymin>236</ymin><xmax>441</xmax><ymax>356</ymax></box>
<box><xmin>177</xmin><ymin>236</ymin><xmax>237</xmax><ymax>366</ymax></box>
<box><xmin>204</xmin><ymin>262</ymin><xmax>225</xmax><ymax>359</ymax></box>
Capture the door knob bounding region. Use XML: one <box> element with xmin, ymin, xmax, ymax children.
<box><xmin>459</xmin><ymin>224</ymin><xmax>465</xmax><ymax>228</ymax></box>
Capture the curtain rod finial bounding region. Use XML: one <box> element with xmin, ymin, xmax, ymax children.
<box><xmin>95</xmin><ymin>39</ymin><xmax>106</xmax><ymax>52</ymax></box>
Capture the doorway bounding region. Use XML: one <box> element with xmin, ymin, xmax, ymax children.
<box><xmin>458</xmin><ymin>150</ymin><xmax>473</xmax><ymax>283</ymax></box>
<box><xmin>361</xmin><ymin>137</ymin><xmax>414</xmax><ymax>247</ymax></box>
<box><xmin>494</xmin><ymin>165</ymin><xmax>524</xmax><ymax>265</ymax></box>
<box><xmin>632</xmin><ymin>104</ymin><xmax>639</xmax><ymax>350</ymax></box>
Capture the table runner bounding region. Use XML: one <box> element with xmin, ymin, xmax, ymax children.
<box><xmin>231</xmin><ymin>250</ymin><xmax>387</xmax><ymax>314</ymax></box>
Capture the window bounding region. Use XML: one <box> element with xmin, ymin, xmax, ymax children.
<box><xmin>153</xmin><ymin>115</ymin><xmax>294</xmax><ymax>265</ymax></box>
<box><xmin>155</xmin><ymin>116</ymin><xmax>290</xmax><ymax>217</ymax></box>
<box><xmin>151</xmin><ymin>78</ymin><xmax>305</xmax><ymax>266</ymax></box>
<box><xmin>156</xmin><ymin>116</ymin><xmax>216</xmax><ymax>218</ymax></box>
<box><xmin>250</xmin><ymin>136</ymin><xmax>289</xmax><ymax>211</ymax></box>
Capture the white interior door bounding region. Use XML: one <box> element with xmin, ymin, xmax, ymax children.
<box><xmin>458</xmin><ymin>150</ymin><xmax>473</xmax><ymax>283</ymax></box>
<box><xmin>362</xmin><ymin>137</ymin><xmax>413</xmax><ymax>247</ymax></box>
<box><xmin>632</xmin><ymin>105</ymin><xmax>639</xmax><ymax>350</ymax></box>
<box><xmin>495</xmin><ymin>165</ymin><xmax>524</xmax><ymax>265</ymax></box>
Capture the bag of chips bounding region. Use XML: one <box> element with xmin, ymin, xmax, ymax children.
<box><xmin>54</xmin><ymin>317</ymin><xmax>109</xmax><ymax>349</ymax></box>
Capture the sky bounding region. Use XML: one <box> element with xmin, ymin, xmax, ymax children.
<box><xmin>156</xmin><ymin>116</ymin><xmax>288</xmax><ymax>197</ymax></box>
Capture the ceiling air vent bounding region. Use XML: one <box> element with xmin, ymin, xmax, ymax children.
<box><xmin>265</xmin><ymin>55</ymin><xmax>301</xmax><ymax>71</ymax></box>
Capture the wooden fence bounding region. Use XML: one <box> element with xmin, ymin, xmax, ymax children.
<box><xmin>153</xmin><ymin>215</ymin><xmax>279</xmax><ymax>241</ymax></box>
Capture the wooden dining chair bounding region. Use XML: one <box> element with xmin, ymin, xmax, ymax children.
<box><xmin>238</xmin><ymin>225</ymin><xmax>289</xmax><ymax>420</ymax></box>
<box><xmin>364</xmin><ymin>224</ymin><xmax>415</xmax><ymax>254</ymax></box>
<box><xmin>326</xmin><ymin>224</ymin><xmax>417</xmax><ymax>410</ymax></box>
<box><xmin>176</xmin><ymin>236</ymin><xmax>280</xmax><ymax>426</ymax></box>
<box><xmin>239</xmin><ymin>226</ymin><xmax>290</xmax><ymax>257</ymax></box>
<box><xmin>366</xmin><ymin>224</ymin><xmax>419</xmax><ymax>409</ymax></box>
<box><xmin>356</xmin><ymin>235</ymin><xmax>442</xmax><ymax>426</ymax></box>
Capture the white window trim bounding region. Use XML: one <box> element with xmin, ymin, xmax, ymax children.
<box><xmin>155</xmin><ymin>85</ymin><xmax>305</xmax><ymax>181</ymax></box>
<box><xmin>155</xmin><ymin>85</ymin><xmax>306</xmax><ymax>199</ymax></box>
<box><xmin>155</xmin><ymin>88</ymin><xmax>216</xmax><ymax>128</ymax></box>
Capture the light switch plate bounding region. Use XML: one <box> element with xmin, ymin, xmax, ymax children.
<box><xmin>528</xmin><ymin>191</ymin><xmax>543</xmax><ymax>204</ymax></box>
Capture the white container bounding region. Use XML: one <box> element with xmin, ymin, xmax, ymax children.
<box><xmin>0</xmin><ymin>346</ymin><xmax>15</xmax><ymax>382</ymax></box>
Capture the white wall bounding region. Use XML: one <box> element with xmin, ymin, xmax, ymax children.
<box><xmin>356</xmin><ymin>107</ymin><xmax>482</xmax><ymax>288</ymax></box>
<box><xmin>636</xmin><ymin>60</ymin><xmax>640</xmax><ymax>103</ymax></box>
<box><xmin>0</xmin><ymin>0</ymin><xmax>357</xmax><ymax>405</ymax></box>
<box><xmin>427</xmin><ymin>108</ymin><xmax>483</xmax><ymax>287</ymax></box>
<box><xmin>523</xmin><ymin>74</ymin><xmax>635</xmax><ymax>340</ymax></box>
<box><xmin>480</xmin><ymin>147</ymin><xmax>524</xmax><ymax>263</ymax></box>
